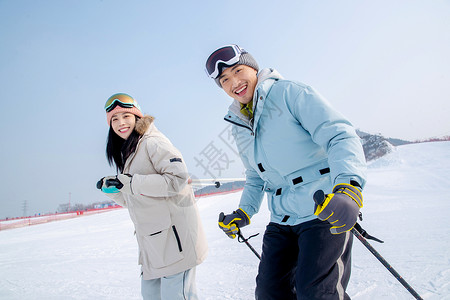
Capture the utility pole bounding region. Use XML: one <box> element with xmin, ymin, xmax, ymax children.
<box><xmin>69</xmin><ymin>192</ymin><xmax>71</xmax><ymax>212</ymax></box>
<box><xmin>22</xmin><ymin>200</ymin><xmax>28</xmax><ymax>217</ymax></box>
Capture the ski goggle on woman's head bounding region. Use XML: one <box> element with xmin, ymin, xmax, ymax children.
<box><xmin>104</xmin><ymin>93</ymin><xmax>141</xmax><ymax>112</ymax></box>
<box><xmin>205</xmin><ymin>44</ymin><xmax>246</xmax><ymax>79</ymax></box>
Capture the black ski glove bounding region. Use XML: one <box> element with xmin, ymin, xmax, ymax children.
<box><xmin>96</xmin><ymin>176</ymin><xmax>121</xmax><ymax>194</ymax></box>
<box><xmin>96</xmin><ymin>174</ymin><xmax>133</xmax><ymax>194</ymax></box>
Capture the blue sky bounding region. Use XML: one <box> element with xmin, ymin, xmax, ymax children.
<box><xmin>1</xmin><ymin>0</ymin><xmax>449</xmax><ymax>218</ymax></box>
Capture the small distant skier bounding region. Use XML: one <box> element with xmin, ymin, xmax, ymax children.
<box><xmin>97</xmin><ymin>93</ymin><xmax>208</xmax><ymax>300</ymax></box>
<box><xmin>205</xmin><ymin>45</ymin><xmax>367</xmax><ymax>299</ymax></box>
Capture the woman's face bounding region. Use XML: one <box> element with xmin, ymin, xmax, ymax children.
<box><xmin>111</xmin><ymin>112</ymin><xmax>136</xmax><ymax>140</ymax></box>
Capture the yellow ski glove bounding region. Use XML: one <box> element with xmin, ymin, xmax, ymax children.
<box><xmin>218</xmin><ymin>208</ymin><xmax>251</xmax><ymax>239</ymax></box>
<box><xmin>314</xmin><ymin>183</ymin><xmax>363</xmax><ymax>234</ymax></box>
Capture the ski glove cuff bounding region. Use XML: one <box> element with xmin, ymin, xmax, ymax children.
<box><xmin>218</xmin><ymin>208</ymin><xmax>251</xmax><ymax>239</ymax></box>
<box><xmin>314</xmin><ymin>183</ymin><xmax>363</xmax><ymax>234</ymax></box>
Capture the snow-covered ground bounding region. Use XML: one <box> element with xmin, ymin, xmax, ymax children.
<box><xmin>1</xmin><ymin>141</ymin><xmax>449</xmax><ymax>299</ymax></box>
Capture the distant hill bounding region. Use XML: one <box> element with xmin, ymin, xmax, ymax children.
<box><xmin>356</xmin><ymin>130</ymin><xmax>412</xmax><ymax>161</ymax></box>
<box><xmin>356</xmin><ymin>130</ymin><xmax>450</xmax><ymax>161</ymax></box>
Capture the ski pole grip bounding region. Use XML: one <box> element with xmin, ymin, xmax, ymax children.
<box><xmin>313</xmin><ymin>190</ymin><xmax>326</xmax><ymax>206</ymax></box>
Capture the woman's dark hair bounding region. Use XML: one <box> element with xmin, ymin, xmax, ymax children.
<box><xmin>106</xmin><ymin>116</ymin><xmax>142</xmax><ymax>173</ymax></box>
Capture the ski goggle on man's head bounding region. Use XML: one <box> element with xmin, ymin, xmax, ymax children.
<box><xmin>205</xmin><ymin>44</ymin><xmax>246</xmax><ymax>79</ymax></box>
<box><xmin>104</xmin><ymin>93</ymin><xmax>141</xmax><ymax>112</ymax></box>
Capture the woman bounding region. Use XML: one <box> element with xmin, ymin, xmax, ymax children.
<box><xmin>97</xmin><ymin>93</ymin><xmax>207</xmax><ymax>300</ymax></box>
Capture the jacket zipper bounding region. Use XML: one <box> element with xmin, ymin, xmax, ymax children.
<box><xmin>224</xmin><ymin>89</ymin><xmax>261</xmax><ymax>135</ymax></box>
<box><xmin>224</xmin><ymin>117</ymin><xmax>254</xmax><ymax>135</ymax></box>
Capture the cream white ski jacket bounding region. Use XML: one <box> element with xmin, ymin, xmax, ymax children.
<box><xmin>107</xmin><ymin>116</ymin><xmax>208</xmax><ymax>280</ymax></box>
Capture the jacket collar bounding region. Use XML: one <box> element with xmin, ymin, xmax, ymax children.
<box><xmin>255</xmin><ymin>68</ymin><xmax>283</xmax><ymax>99</ymax></box>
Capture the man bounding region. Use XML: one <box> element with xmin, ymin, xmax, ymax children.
<box><xmin>205</xmin><ymin>44</ymin><xmax>366</xmax><ymax>299</ymax></box>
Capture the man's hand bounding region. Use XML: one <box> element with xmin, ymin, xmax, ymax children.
<box><xmin>218</xmin><ymin>208</ymin><xmax>250</xmax><ymax>239</ymax></box>
<box><xmin>314</xmin><ymin>183</ymin><xmax>363</xmax><ymax>234</ymax></box>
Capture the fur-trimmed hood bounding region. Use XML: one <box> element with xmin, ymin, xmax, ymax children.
<box><xmin>135</xmin><ymin>115</ymin><xmax>155</xmax><ymax>135</ymax></box>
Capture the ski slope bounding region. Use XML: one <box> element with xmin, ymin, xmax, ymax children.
<box><xmin>1</xmin><ymin>141</ymin><xmax>449</xmax><ymax>299</ymax></box>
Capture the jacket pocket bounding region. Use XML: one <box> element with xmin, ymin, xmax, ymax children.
<box><xmin>140</xmin><ymin>223</ymin><xmax>184</xmax><ymax>269</ymax></box>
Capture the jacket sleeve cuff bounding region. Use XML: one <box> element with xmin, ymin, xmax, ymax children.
<box><xmin>334</xmin><ymin>176</ymin><xmax>365</xmax><ymax>191</ymax></box>
<box><xmin>106</xmin><ymin>192</ymin><xmax>127</xmax><ymax>207</ymax></box>
<box><xmin>239</xmin><ymin>204</ymin><xmax>257</xmax><ymax>219</ymax></box>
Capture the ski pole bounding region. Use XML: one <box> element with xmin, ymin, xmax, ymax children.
<box><xmin>313</xmin><ymin>190</ymin><xmax>423</xmax><ymax>300</ymax></box>
<box><xmin>237</xmin><ymin>230</ymin><xmax>261</xmax><ymax>260</ymax></box>
<box><xmin>351</xmin><ymin>226</ymin><xmax>423</xmax><ymax>300</ymax></box>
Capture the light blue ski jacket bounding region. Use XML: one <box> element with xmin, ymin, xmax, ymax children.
<box><xmin>224</xmin><ymin>68</ymin><xmax>367</xmax><ymax>226</ymax></box>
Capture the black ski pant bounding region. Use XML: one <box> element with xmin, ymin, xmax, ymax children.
<box><xmin>255</xmin><ymin>219</ymin><xmax>353</xmax><ymax>300</ymax></box>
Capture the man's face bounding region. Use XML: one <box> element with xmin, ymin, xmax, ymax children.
<box><xmin>219</xmin><ymin>65</ymin><xmax>258</xmax><ymax>105</ymax></box>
